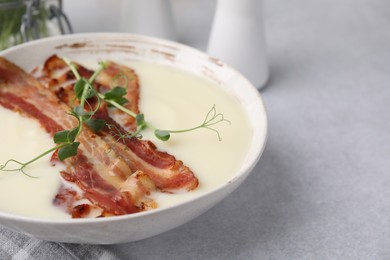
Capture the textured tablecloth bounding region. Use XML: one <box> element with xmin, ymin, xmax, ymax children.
<box><xmin>0</xmin><ymin>228</ymin><xmax>118</xmax><ymax>260</ymax></box>
<box><xmin>1</xmin><ymin>0</ymin><xmax>390</xmax><ymax>259</ymax></box>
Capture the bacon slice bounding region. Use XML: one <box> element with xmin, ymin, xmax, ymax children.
<box><xmin>96</xmin><ymin>60</ymin><xmax>140</xmax><ymax>131</ymax></box>
<box><xmin>35</xmin><ymin>56</ymin><xmax>199</xmax><ymax>192</ymax></box>
<box><xmin>94</xmin><ymin>107</ymin><xmax>199</xmax><ymax>192</ymax></box>
<box><xmin>37</xmin><ymin>55</ymin><xmax>140</xmax><ymax>130</ymax></box>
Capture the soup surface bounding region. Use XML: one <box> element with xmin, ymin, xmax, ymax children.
<box><xmin>0</xmin><ymin>60</ymin><xmax>252</xmax><ymax>219</ymax></box>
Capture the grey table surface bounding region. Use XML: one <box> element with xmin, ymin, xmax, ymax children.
<box><xmin>71</xmin><ymin>0</ymin><xmax>389</xmax><ymax>259</ymax></box>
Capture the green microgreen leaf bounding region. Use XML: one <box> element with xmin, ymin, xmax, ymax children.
<box><xmin>58</xmin><ymin>142</ymin><xmax>80</xmax><ymax>161</ymax></box>
<box><xmin>74</xmin><ymin>78</ymin><xmax>87</xmax><ymax>100</ymax></box>
<box><xmin>104</xmin><ymin>86</ymin><xmax>126</xmax><ymax>99</ymax></box>
<box><xmin>74</xmin><ymin>78</ymin><xmax>95</xmax><ymax>100</ymax></box>
<box><xmin>53</xmin><ymin>128</ymin><xmax>78</xmax><ymax>144</ymax></box>
<box><xmin>107</xmin><ymin>98</ymin><xmax>127</xmax><ymax>107</ymax></box>
<box><xmin>104</xmin><ymin>86</ymin><xmax>128</xmax><ymax>106</ymax></box>
<box><xmin>68</xmin><ymin>127</ymin><xmax>78</xmax><ymax>142</ymax></box>
<box><xmin>53</xmin><ymin>130</ymin><xmax>70</xmax><ymax>144</ymax></box>
<box><xmin>154</xmin><ymin>130</ymin><xmax>170</xmax><ymax>141</ymax></box>
<box><xmin>85</xmin><ymin>118</ymin><xmax>106</xmax><ymax>133</ymax></box>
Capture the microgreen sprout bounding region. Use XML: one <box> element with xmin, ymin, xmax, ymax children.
<box><xmin>152</xmin><ymin>105</ymin><xmax>231</xmax><ymax>141</ymax></box>
<box><xmin>54</xmin><ymin>58</ymin><xmax>107</xmax><ymax>161</ymax></box>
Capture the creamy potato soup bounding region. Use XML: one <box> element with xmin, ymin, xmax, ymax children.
<box><xmin>0</xmin><ymin>60</ymin><xmax>252</xmax><ymax>219</ymax></box>
<box><xmin>0</xmin><ymin>107</ymin><xmax>69</xmax><ymax>219</ymax></box>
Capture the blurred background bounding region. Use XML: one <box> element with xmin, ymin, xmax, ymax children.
<box><xmin>0</xmin><ymin>0</ymin><xmax>216</xmax><ymax>51</ymax></box>
<box><xmin>64</xmin><ymin>0</ymin><xmax>216</xmax><ymax>51</ymax></box>
<box><xmin>0</xmin><ymin>0</ymin><xmax>268</xmax><ymax>88</ymax></box>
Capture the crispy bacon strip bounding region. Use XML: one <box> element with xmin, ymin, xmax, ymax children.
<box><xmin>38</xmin><ymin>55</ymin><xmax>140</xmax><ymax>130</ymax></box>
<box><xmin>0</xmin><ymin>56</ymin><xmax>154</xmax><ymax>216</ymax></box>
<box><xmin>94</xmin><ymin>107</ymin><xmax>199</xmax><ymax>192</ymax></box>
<box><xmin>35</xmin><ymin>56</ymin><xmax>199</xmax><ymax>192</ymax></box>
<box><xmin>96</xmin><ymin>60</ymin><xmax>140</xmax><ymax>131</ymax></box>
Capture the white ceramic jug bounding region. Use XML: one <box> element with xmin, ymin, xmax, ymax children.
<box><xmin>207</xmin><ymin>0</ymin><xmax>269</xmax><ymax>90</ymax></box>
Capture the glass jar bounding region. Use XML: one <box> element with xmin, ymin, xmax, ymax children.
<box><xmin>0</xmin><ymin>0</ymin><xmax>72</xmax><ymax>50</ymax></box>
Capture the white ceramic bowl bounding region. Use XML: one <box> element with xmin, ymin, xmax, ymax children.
<box><xmin>0</xmin><ymin>33</ymin><xmax>267</xmax><ymax>244</ymax></box>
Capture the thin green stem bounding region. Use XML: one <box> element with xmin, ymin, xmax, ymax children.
<box><xmin>0</xmin><ymin>143</ymin><xmax>67</xmax><ymax>177</ymax></box>
<box><xmin>22</xmin><ymin>143</ymin><xmax>66</xmax><ymax>167</ymax></box>
<box><xmin>88</xmin><ymin>62</ymin><xmax>107</xmax><ymax>84</ymax></box>
<box><xmin>153</xmin><ymin>105</ymin><xmax>230</xmax><ymax>139</ymax></box>
<box><xmin>62</xmin><ymin>57</ymin><xmax>80</xmax><ymax>80</ymax></box>
<box><xmin>98</xmin><ymin>93</ymin><xmax>138</xmax><ymax>118</ymax></box>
